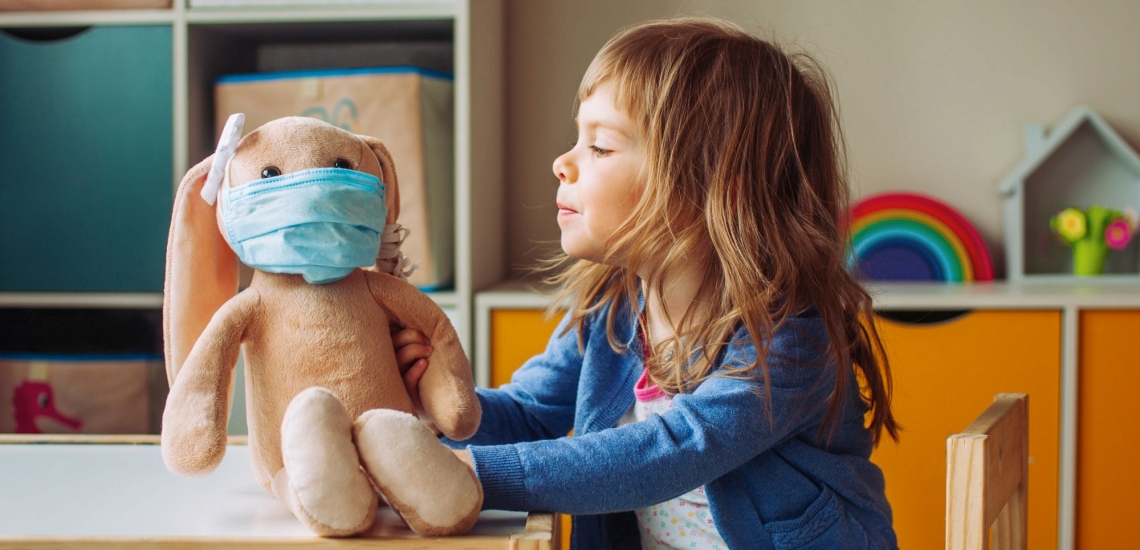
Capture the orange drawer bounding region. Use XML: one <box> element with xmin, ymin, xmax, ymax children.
<box><xmin>872</xmin><ymin>310</ymin><xmax>1061</xmax><ymax>550</ymax></box>
<box><xmin>489</xmin><ymin>308</ymin><xmax>1063</xmax><ymax>549</ymax></box>
<box><xmin>490</xmin><ymin>309</ymin><xmax>562</xmax><ymax>387</ymax></box>
<box><xmin>489</xmin><ymin>308</ymin><xmax>567</xmax><ymax>548</ymax></box>
<box><xmin>1077</xmin><ymin>310</ymin><xmax>1140</xmax><ymax>550</ymax></box>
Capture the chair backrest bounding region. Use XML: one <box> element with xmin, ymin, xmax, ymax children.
<box><xmin>945</xmin><ymin>393</ymin><xmax>1028</xmax><ymax>550</ymax></box>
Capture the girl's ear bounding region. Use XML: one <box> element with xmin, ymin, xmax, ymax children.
<box><xmin>164</xmin><ymin>154</ymin><xmax>240</xmax><ymax>386</ymax></box>
<box><xmin>359</xmin><ymin>136</ymin><xmax>400</xmax><ymax>225</ymax></box>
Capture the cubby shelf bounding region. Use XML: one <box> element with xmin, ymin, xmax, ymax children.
<box><xmin>0</xmin><ymin>9</ymin><xmax>174</xmax><ymax>26</ymax></box>
<box><xmin>474</xmin><ymin>278</ymin><xmax>1140</xmax><ymax>550</ymax></box>
<box><xmin>0</xmin><ymin>293</ymin><xmax>164</xmax><ymax>309</ymax></box>
<box><xmin>0</xmin><ymin>0</ymin><xmax>504</xmax><ymax>349</ymax></box>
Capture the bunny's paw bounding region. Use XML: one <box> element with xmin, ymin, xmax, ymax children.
<box><xmin>276</xmin><ymin>387</ymin><xmax>377</xmax><ymax>537</ymax></box>
<box><xmin>354</xmin><ymin>408</ymin><xmax>483</xmax><ymax>536</ymax></box>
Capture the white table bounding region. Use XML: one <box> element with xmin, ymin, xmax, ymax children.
<box><xmin>0</xmin><ymin>436</ymin><xmax>555</xmax><ymax>549</ymax></box>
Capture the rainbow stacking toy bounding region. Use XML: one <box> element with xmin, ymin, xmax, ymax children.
<box><xmin>848</xmin><ymin>192</ymin><xmax>993</xmax><ymax>282</ymax></box>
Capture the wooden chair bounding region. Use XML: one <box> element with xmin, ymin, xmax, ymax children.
<box><xmin>945</xmin><ymin>393</ymin><xmax>1028</xmax><ymax>550</ymax></box>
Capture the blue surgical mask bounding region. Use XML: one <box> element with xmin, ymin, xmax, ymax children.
<box><xmin>219</xmin><ymin>167</ymin><xmax>387</xmax><ymax>284</ymax></box>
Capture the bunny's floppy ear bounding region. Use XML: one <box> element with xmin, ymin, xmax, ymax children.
<box><xmin>163</xmin><ymin>154</ymin><xmax>240</xmax><ymax>385</ymax></box>
<box><xmin>360</xmin><ymin>136</ymin><xmax>415</xmax><ymax>279</ymax></box>
<box><xmin>360</xmin><ymin>136</ymin><xmax>400</xmax><ymax>225</ymax></box>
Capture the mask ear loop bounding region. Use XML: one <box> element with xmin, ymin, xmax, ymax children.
<box><xmin>376</xmin><ymin>224</ymin><xmax>417</xmax><ymax>280</ymax></box>
<box><xmin>201</xmin><ymin>113</ymin><xmax>245</xmax><ymax>205</ymax></box>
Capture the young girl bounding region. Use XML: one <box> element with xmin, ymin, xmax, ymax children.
<box><xmin>396</xmin><ymin>16</ymin><xmax>899</xmax><ymax>549</ymax></box>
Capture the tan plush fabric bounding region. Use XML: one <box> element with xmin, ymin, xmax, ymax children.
<box><xmin>276</xmin><ymin>387</ymin><xmax>377</xmax><ymax>537</ymax></box>
<box><xmin>161</xmin><ymin>117</ymin><xmax>481</xmax><ymax>537</ymax></box>
<box><xmin>354</xmin><ymin>408</ymin><xmax>483</xmax><ymax>536</ymax></box>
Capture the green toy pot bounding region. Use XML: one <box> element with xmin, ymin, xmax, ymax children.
<box><xmin>1072</xmin><ymin>239</ymin><xmax>1108</xmax><ymax>276</ymax></box>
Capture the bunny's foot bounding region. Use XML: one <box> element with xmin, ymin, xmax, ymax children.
<box><xmin>274</xmin><ymin>387</ymin><xmax>378</xmax><ymax>537</ymax></box>
<box><xmin>353</xmin><ymin>408</ymin><xmax>483</xmax><ymax>536</ymax></box>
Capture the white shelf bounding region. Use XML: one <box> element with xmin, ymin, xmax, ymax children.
<box><xmin>0</xmin><ymin>1</ymin><xmax>458</xmax><ymax>26</ymax></box>
<box><xmin>185</xmin><ymin>4</ymin><xmax>457</xmax><ymax>24</ymax></box>
<box><xmin>473</xmin><ymin>277</ymin><xmax>1138</xmax><ymax>550</ymax></box>
<box><xmin>476</xmin><ymin>278</ymin><xmax>1140</xmax><ymax>311</ymax></box>
<box><xmin>0</xmin><ymin>293</ymin><xmax>164</xmax><ymax>309</ymax></box>
<box><xmin>868</xmin><ymin>281</ymin><xmax>1140</xmax><ymax>309</ymax></box>
<box><xmin>0</xmin><ymin>0</ymin><xmax>505</xmax><ymax>352</ymax></box>
<box><xmin>0</xmin><ymin>9</ymin><xmax>174</xmax><ymax>26</ymax></box>
<box><xmin>425</xmin><ymin>290</ymin><xmax>458</xmax><ymax>308</ymax></box>
<box><xmin>0</xmin><ymin>290</ymin><xmax>457</xmax><ymax>310</ymax></box>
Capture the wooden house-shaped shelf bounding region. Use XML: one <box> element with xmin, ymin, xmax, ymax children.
<box><xmin>1000</xmin><ymin>106</ymin><xmax>1140</xmax><ymax>280</ymax></box>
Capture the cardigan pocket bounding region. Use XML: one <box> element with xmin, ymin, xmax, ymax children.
<box><xmin>764</xmin><ymin>486</ymin><xmax>869</xmax><ymax>549</ymax></box>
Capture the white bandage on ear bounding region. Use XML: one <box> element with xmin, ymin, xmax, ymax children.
<box><xmin>376</xmin><ymin>224</ymin><xmax>417</xmax><ymax>280</ymax></box>
<box><xmin>201</xmin><ymin>113</ymin><xmax>246</xmax><ymax>205</ymax></box>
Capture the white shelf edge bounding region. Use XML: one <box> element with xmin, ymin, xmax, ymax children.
<box><xmin>0</xmin><ymin>293</ymin><xmax>164</xmax><ymax>308</ymax></box>
<box><xmin>0</xmin><ymin>290</ymin><xmax>456</xmax><ymax>309</ymax></box>
<box><xmin>474</xmin><ymin>279</ymin><xmax>1140</xmax><ymax>310</ymax></box>
<box><xmin>867</xmin><ymin>282</ymin><xmax>1140</xmax><ymax>309</ymax></box>
<box><xmin>427</xmin><ymin>290</ymin><xmax>459</xmax><ymax>308</ymax></box>
<box><xmin>184</xmin><ymin>4</ymin><xmax>456</xmax><ymax>24</ymax></box>
<box><xmin>0</xmin><ymin>9</ymin><xmax>175</xmax><ymax>26</ymax></box>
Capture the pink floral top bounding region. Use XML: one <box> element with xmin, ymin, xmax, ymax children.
<box><xmin>618</xmin><ymin>367</ymin><xmax>727</xmax><ymax>550</ymax></box>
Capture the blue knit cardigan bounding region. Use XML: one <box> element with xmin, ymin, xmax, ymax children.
<box><xmin>448</xmin><ymin>298</ymin><xmax>897</xmax><ymax>549</ymax></box>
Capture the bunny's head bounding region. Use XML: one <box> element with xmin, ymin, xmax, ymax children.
<box><xmin>164</xmin><ymin>116</ymin><xmax>402</xmax><ymax>383</ymax></box>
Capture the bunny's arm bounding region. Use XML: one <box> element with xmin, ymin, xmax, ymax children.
<box><xmin>363</xmin><ymin>271</ymin><xmax>481</xmax><ymax>440</ymax></box>
<box><xmin>161</xmin><ymin>289</ymin><xmax>261</xmax><ymax>476</ymax></box>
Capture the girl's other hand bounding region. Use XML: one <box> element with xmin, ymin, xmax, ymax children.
<box><xmin>392</xmin><ymin>326</ymin><xmax>432</xmax><ymax>382</ymax></box>
<box><xmin>390</xmin><ymin>326</ymin><xmax>439</xmax><ymax>434</ymax></box>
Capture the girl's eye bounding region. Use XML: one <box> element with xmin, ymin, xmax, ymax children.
<box><xmin>333</xmin><ymin>158</ymin><xmax>352</xmax><ymax>169</ymax></box>
<box><xmin>261</xmin><ymin>167</ymin><xmax>281</xmax><ymax>178</ymax></box>
<box><xmin>590</xmin><ymin>145</ymin><xmax>612</xmax><ymax>156</ymax></box>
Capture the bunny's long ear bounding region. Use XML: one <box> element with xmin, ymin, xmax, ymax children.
<box><xmin>163</xmin><ymin>155</ymin><xmax>240</xmax><ymax>385</ymax></box>
<box><xmin>360</xmin><ymin>136</ymin><xmax>400</xmax><ymax>225</ymax></box>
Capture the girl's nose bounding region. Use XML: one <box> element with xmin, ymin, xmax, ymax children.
<box><xmin>553</xmin><ymin>151</ymin><xmax>577</xmax><ymax>184</ymax></box>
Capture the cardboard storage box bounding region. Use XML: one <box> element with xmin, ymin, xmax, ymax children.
<box><xmin>215</xmin><ymin>67</ymin><xmax>454</xmax><ymax>290</ymax></box>
<box><xmin>0</xmin><ymin>309</ymin><xmax>166</xmax><ymax>435</ymax></box>
<box><xmin>0</xmin><ymin>356</ymin><xmax>163</xmax><ymax>434</ymax></box>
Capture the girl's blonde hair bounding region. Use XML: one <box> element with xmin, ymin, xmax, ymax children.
<box><xmin>545</xmin><ymin>16</ymin><xmax>898</xmax><ymax>445</ymax></box>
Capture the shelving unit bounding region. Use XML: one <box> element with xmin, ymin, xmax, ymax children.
<box><xmin>476</xmin><ymin>279</ymin><xmax>1140</xmax><ymax>550</ymax></box>
<box><xmin>0</xmin><ymin>0</ymin><xmax>505</xmax><ymax>349</ymax></box>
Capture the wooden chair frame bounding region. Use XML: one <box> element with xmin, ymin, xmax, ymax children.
<box><xmin>946</xmin><ymin>393</ymin><xmax>1028</xmax><ymax>550</ymax></box>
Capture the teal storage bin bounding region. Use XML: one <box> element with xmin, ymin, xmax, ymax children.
<box><xmin>0</xmin><ymin>26</ymin><xmax>172</xmax><ymax>292</ymax></box>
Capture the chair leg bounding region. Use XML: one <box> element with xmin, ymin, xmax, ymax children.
<box><xmin>992</xmin><ymin>482</ymin><xmax>1027</xmax><ymax>550</ymax></box>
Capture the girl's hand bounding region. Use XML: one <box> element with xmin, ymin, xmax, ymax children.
<box><xmin>390</xmin><ymin>326</ymin><xmax>439</xmax><ymax>434</ymax></box>
<box><xmin>392</xmin><ymin>326</ymin><xmax>432</xmax><ymax>388</ymax></box>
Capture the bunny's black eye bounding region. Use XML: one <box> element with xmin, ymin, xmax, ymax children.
<box><xmin>261</xmin><ymin>167</ymin><xmax>281</xmax><ymax>178</ymax></box>
<box><xmin>333</xmin><ymin>158</ymin><xmax>352</xmax><ymax>170</ymax></box>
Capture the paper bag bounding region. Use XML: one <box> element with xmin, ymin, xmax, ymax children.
<box><xmin>215</xmin><ymin>67</ymin><xmax>454</xmax><ymax>290</ymax></box>
<box><xmin>0</xmin><ymin>356</ymin><xmax>163</xmax><ymax>434</ymax></box>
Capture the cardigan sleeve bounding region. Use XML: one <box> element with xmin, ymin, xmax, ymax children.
<box><xmin>442</xmin><ymin>311</ymin><xmax>584</xmax><ymax>448</ymax></box>
<box><xmin>467</xmin><ymin>318</ymin><xmax>842</xmax><ymax>514</ymax></box>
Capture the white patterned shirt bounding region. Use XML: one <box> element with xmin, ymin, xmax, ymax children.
<box><xmin>618</xmin><ymin>367</ymin><xmax>727</xmax><ymax>550</ymax></box>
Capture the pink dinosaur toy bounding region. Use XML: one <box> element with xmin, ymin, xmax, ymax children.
<box><xmin>12</xmin><ymin>380</ymin><xmax>82</xmax><ymax>434</ymax></box>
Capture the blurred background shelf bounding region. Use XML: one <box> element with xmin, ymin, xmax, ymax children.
<box><xmin>0</xmin><ymin>0</ymin><xmax>502</xmax><ymax>346</ymax></box>
<box><xmin>0</xmin><ymin>293</ymin><xmax>164</xmax><ymax>308</ymax></box>
<box><xmin>0</xmin><ymin>9</ymin><xmax>173</xmax><ymax>26</ymax></box>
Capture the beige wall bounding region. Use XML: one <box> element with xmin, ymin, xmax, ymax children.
<box><xmin>500</xmin><ymin>0</ymin><xmax>1140</xmax><ymax>278</ymax></box>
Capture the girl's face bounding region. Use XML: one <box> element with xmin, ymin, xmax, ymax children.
<box><xmin>552</xmin><ymin>83</ymin><xmax>645</xmax><ymax>265</ymax></box>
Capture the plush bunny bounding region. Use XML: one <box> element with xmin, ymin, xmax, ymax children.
<box><xmin>161</xmin><ymin>116</ymin><xmax>482</xmax><ymax>537</ymax></box>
